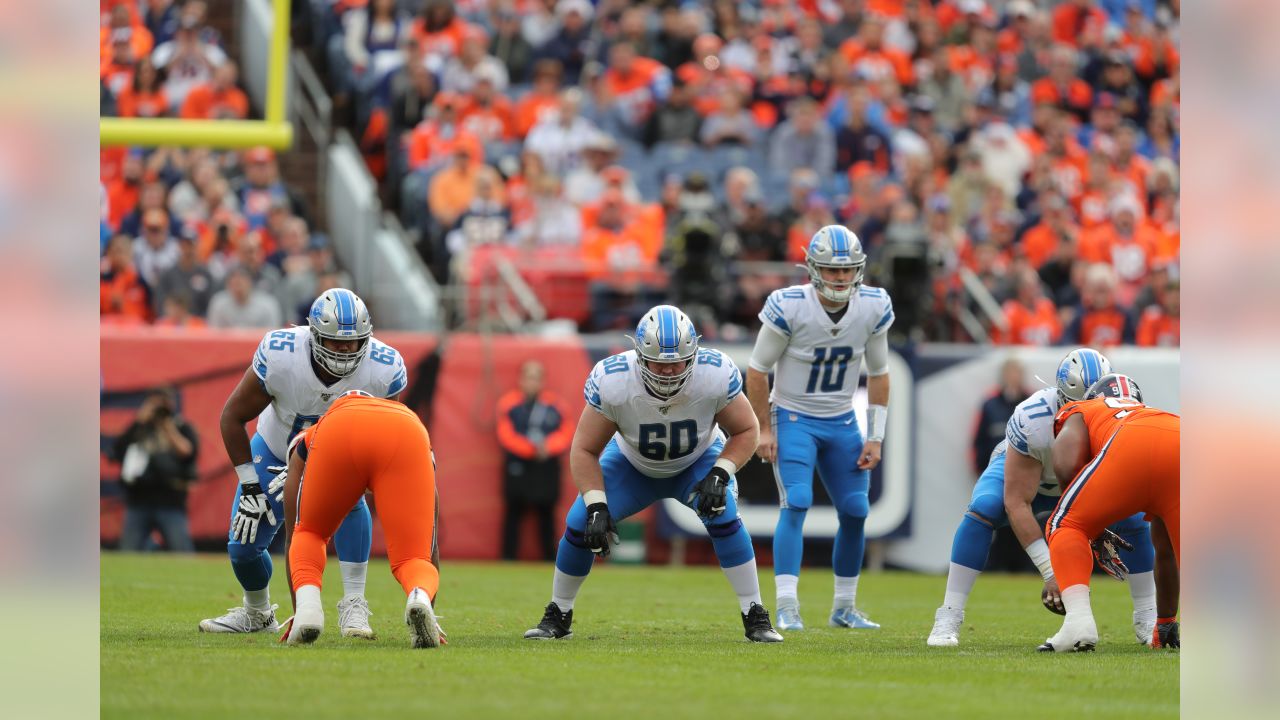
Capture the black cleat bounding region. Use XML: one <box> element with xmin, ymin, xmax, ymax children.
<box><xmin>524</xmin><ymin>602</ymin><xmax>573</xmax><ymax>639</ymax></box>
<box><xmin>742</xmin><ymin>603</ymin><xmax>784</xmax><ymax>643</ymax></box>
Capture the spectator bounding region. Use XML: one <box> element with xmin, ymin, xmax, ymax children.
<box><xmin>1136</xmin><ymin>278</ymin><xmax>1179</xmax><ymax>347</ymax></box>
<box><xmin>916</xmin><ymin>47</ymin><xmax>970</xmax><ymax>134</ymax></box>
<box><xmin>133</xmin><ymin>209</ymin><xmax>180</xmax><ymax>289</ymax></box>
<box><xmin>100</xmin><ymin>4</ymin><xmax>154</xmax><ymax>68</ymax></box>
<box><xmin>699</xmin><ymin>87</ymin><xmax>760</xmax><ymax>147</ymax></box>
<box><xmin>389</xmin><ymin>54</ymin><xmax>438</xmax><ymax>141</ymax></box>
<box><xmin>515</xmin><ymin>175</ymin><xmax>582</xmax><ymax>247</ymax></box>
<box><xmin>119</xmin><ymin>180</ymin><xmax>178</xmax><ymax>240</ymax></box>
<box><xmin>428</xmin><ymin>148</ymin><xmax>491</xmax><ymax>237</ymax></box>
<box><xmin>1062</xmin><ymin>262</ymin><xmax>1136</xmax><ymax>347</ymax></box>
<box><xmin>1079</xmin><ymin>194</ymin><xmax>1160</xmax><ymax>306</ymax></box>
<box><xmin>1030</xmin><ymin>44</ymin><xmax>1093</xmax><ymax>122</ymax></box>
<box><xmin>337</xmin><ymin>0</ymin><xmax>408</xmax><ymax>96</ymax></box>
<box><xmin>496</xmin><ymin>360</ymin><xmax>572</xmax><ymax>561</ymax></box>
<box><xmin>514</xmin><ymin>60</ymin><xmax>566</xmax><ymax>138</ymax></box>
<box><xmin>769</xmin><ymin>96</ymin><xmax>836</xmax><ymax>180</ymax></box>
<box><xmin>441</xmin><ymin>25</ymin><xmax>509</xmax><ymax>95</ymax></box>
<box><xmin>1020</xmin><ymin>194</ymin><xmax>1078</xmax><ymax>270</ymax></box>
<box><xmin>580</xmin><ymin>189</ymin><xmax>660</xmax><ymax>276</ymax></box>
<box><xmin>601</xmin><ymin>40</ymin><xmax>672</xmax><ymax>136</ymax></box>
<box><xmin>265</xmin><ymin>215</ymin><xmax>310</xmax><ymax>275</ymax></box>
<box><xmin>995</xmin><ymin>267</ymin><xmax>1060</xmax><ymax>345</ymax></box>
<box><xmin>112</xmin><ymin>387</ymin><xmax>198</xmax><ymax>552</ymax></box>
<box><xmin>1051</xmin><ymin>0</ymin><xmax>1110</xmax><ymax>48</ymax></box>
<box><xmin>973</xmin><ymin>357</ymin><xmax>1030</xmax><ymax>474</ymax></box>
<box><xmin>412</xmin><ymin>0</ymin><xmax>469</xmax><ymax>60</ymax></box>
<box><xmin>407</xmin><ymin>93</ymin><xmax>482</xmax><ymax>172</ymax></box>
<box><xmin>101</xmin><ymin>29</ymin><xmax>139</xmax><ymax>99</ymax></box>
<box><xmin>835</xmin><ymin>84</ymin><xmax>893</xmax><ymax>175</ymax></box>
<box><xmin>489</xmin><ymin>3</ymin><xmax>534</xmax><ymax>85</ymax></box>
<box><xmin>116</xmin><ymin>57</ymin><xmax>169</xmax><ymax>118</ymax></box>
<box><xmin>445</xmin><ymin>167</ymin><xmax>513</xmax><ymax>271</ymax></box>
<box><xmin>206</xmin><ymin>266</ymin><xmax>283</xmax><ymax>329</ymax></box>
<box><xmin>642</xmin><ymin>78</ymin><xmax>702</xmax><ymax>148</ymax></box>
<box><xmin>233</xmin><ymin>146</ymin><xmax>308</xmax><ymax>230</ymax></box>
<box><xmin>144</xmin><ymin>0</ymin><xmax>181</xmax><ymax>48</ymax></box>
<box><xmin>565</xmin><ymin>134</ymin><xmax>630</xmax><ymax>206</ymax></box>
<box><xmin>972</xmin><ymin>122</ymin><xmax>1032</xmax><ymax>202</ymax></box>
<box><xmin>232</xmin><ymin>231</ymin><xmax>283</xmax><ymax>297</ymax></box>
<box><xmin>154</xmin><ymin>292</ymin><xmax>207</xmax><ymax>329</ymax></box>
<box><xmin>153</xmin><ymin>230</ymin><xmax>214</xmax><ymax>318</ymax></box>
<box><xmin>152</xmin><ymin>11</ymin><xmax>228</xmax><ymax>111</ymax></box>
<box><xmin>101</xmin><ymin>234</ymin><xmax>151</xmax><ymax>324</ymax></box>
<box><xmin>538</xmin><ymin>0</ymin><xmax>595</xmax><ymax>85</ymax></box>
<box><xmin>179</xmin><ymin>60</ymin><xmax>248</xmax><ymax>119</ymax></box>
<box><xmin>458</xmin><ymin>69</ymin><xmax>517</xmax><ymax>145</ymax></box>
<box><xmin>525</xmin><ymin>88</ymin><xmax>598</xmax><ymax>176</ymax></box>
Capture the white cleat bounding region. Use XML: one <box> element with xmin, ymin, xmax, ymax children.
<box><xmin>927</xmin><ymin>606</ymin><xmax>964</xmax><ymax>647</ymax></box>
<box><xmin>1038</xmin><ymin>615</ymin><xmax>1099</xmax><ymax>653</ymax></box>
<box><xmin>287</xmin><ymin>602</ymin><xmax>325</xmax><ymax>645</ymax></box>
<box><xmin>405</xmin><ymin>588</ymin><xmax>443</xmax><ymax>649</ymax></box>
<box><xmin>199</xmin><ymin>604</ymin><xmax>280</xmax><ymax>634</ymax></box>
<box><xmin>337</xmin><ymin>595</ymin><xmax>376</xmax><ymax>639</ymax></box>
<box><xmin>1133</xmin><ymin>608</ymin><xmax>1156</xmax><ymax>645</ymax></box>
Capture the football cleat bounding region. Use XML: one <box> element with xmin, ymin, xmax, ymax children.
<box><xmin>405</xmin><ymin>588</ymin><xmax>443</xmax><ymax>649</ymax></box>
<box><xmin>286</xmin><ymin>603</ymin><xmax>324</xmax><ymax>645</ymax></box>
<box><xmin>1133</xmin><ymin>608</ymin><xmax>1156</xmax><ymax>645</ymax></box>
<box><xmin>742</xmin><ymin>603</ymin><xmax>784</xmax><ymax>643</ymax></box>
<box><xmin>337</xmin><ymin>595</ymin><xmax>376</xmax><ymax>639</ymax></box>
<box><xmin>199</xmin><ymin>604</ymin><xmax>280</xmax><ymax>634</ymax></box>
<box><xmin>1037</xmin><ymin>615</ymin><xmax>1099</xmax><ymax>653</ymax></box>
<box><xmin>927</xmin><ymin>606</ymin><xmax>964</xmax><ymax>647</ymax></box>
<box><xmin>523</xmin><ymin>602</ymin><xmax>573</xmax><ymax>640</ymax></box>
<box><xmin>830</xmin><ymin>606</ymin><xmax>881</xmax><ymax>629</ymax></box>
<box><xmin>775</xmin><ymin>601</ymin><xmax>804</xmax><ymax>631</ymax></box>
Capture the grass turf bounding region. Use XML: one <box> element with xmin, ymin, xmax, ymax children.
<box><xmin>102</xmin><ymin>553</ymin><xmax>1177</xmax><ymax>719</ymax></box>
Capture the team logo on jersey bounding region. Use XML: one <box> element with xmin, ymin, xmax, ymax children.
<box><xmin>830</xmin><ymin>328</ymin><xmax>839</xmax><ymax>336</ymax></box>
<box><xmin>321</xmin><ymin>393</ymin><xmax>333</xmax><ymax>401</ymax></box>
<box><xmin>658</xmin><ymin>405</ymin><xmax>671</xmax><ymax>415</ymax></box>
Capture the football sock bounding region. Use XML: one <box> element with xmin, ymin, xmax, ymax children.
<box><xmin>391</xmin><ymin>557</ymin><xmax>440</xmax><ymax>599</ymax></box>
<box><xmin>1060</xmin><ymin>584</ymin><xmax>1092</xmax><ymax>618</ymax></box>
<box><xmin>772</xmin><ymin>507</ymin><xmax>807</xmax><ymax>577</ymax></box>
<box><xmin>296</xmin><ymin>584</ymin><xmax>322</xmax><ymax>612</ymax></box>
<box><xmin>340</xmin><ymin>561</ymin><xmax>368</xmax><ymax>598</ymax></box>
<box><xmin>551</xmin><ymin>568</ymin><xmax>587</xmax><ymax>613</ymax></box>
<box><xmin>833</xmin><ymin>575</ymin><xmax>859</xmax><ymax>609</ymax></box>
<box><xmin>775</xmin><ymin>574</ymin><xmax>799</xmax><ymax>606</ymax></box>
<box><xmin>333</xmin><ymin>500</ymin><xmax>373</xmax><ymax>563</ymax></box>
<box><xmin>1127</xmin><ymin>571</ymin><xmax>1156</xmax><ymax>614</ymax></box>
<box><xmin>721</xmin><ymin>559</ymin><xmax>765</xmax><ymax>613</ymax></box>
<box><xmin>1047</xmin><ymin>526</ymin><xmax>1094</xmax><ymax>589</ymax></box>
<box><xmin>950</xmin><ymin>513</ymin><xmax>995</xmax><ymax>571</ymax></box>
<box><xmin>942</xmin><ymin>562</ymin><xmax>981</xmax><ymax>610</ymax></box>
<box><xmin>832</xmin><ymin>511</ymin><xmax>866</xmax><ymax>577</ymax></box>
<box><xmin>244</xmin><ymin>588</ymin><xmax>271</xmax><ymax>612</ymax></box>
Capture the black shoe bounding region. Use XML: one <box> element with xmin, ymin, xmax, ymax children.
<box><xmin>742</xmin><ymin>603</ymin><xmax>784</xmax><ymax>643</ymax></box>
<box><xmin>524</xmin><ymin>602</ymin><xmax>573</xmax><ymax>639</ymax></box>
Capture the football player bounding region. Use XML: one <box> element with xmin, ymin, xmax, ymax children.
<box><xmin>280</xmin><ymin>390</ymin><xmax>444</xmax><ymax>649</ymax></box>
<box><xmin>745</xmin><ymin>225</ymin><xmax>891</xmax><ymax>631</ymax></box>
<box><xmin>199</xmin><ymin>289</ymin><xmax>408</xmax><ymax>637</ymax></box>
<box><xmin>927</xmin><ymin>349</ymin><xmax>1157</xmax><ymax>647</ymax></box>
<box><xmin>1041</xmin><ymin>374</ymin><xmax>1180</xmax><ymax>652</ymax></box>
<box><xmin>523</xmin><ymin>305</ymin><xmax>783</xmax><ymax>643</ymax></box>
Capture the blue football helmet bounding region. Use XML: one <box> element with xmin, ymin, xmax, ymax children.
<box><xmin>632</xmin><ymin>305</ymin><xmax>699</xmax><ymax>399</ymax></box>
<box><xmin>308</xmin><ymin>288</ymin><xmax>373</xmax><ymax>378</ymax></box>
<box><xmin>1054</xmin><ymin>348</ymin><xmax>1113</xmax><ymax>404</ymax></box>
<box><xmin>804</xmin><ymin>225</ymin><xmax>866</xmax><ymax>303</ymax></box>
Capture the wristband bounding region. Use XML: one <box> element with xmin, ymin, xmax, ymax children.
<box><xmin>1156</xmin><ymin>616</ymin><xmax>1177</xmax><ymax>624</ymax></box>
<box><xmin>866</xmin><ymin>404</ymin><xmax>888</xmax><ymax>442</ymax></box>
<box><xmin>1025</xmin><ymin>538</ymin><xmax>1055</xmax><ymax>581</ymax></box>
<box><xmin>583</xmin><ymin>489</ymin><xmax>607</xmax><ymax>506</ymax></box>
<box><xmin>713</xmin><ymin>458</ymin><xmax>738</xmax><ymax>475</ymax></box>
<box><xmin>235</xmin><ymin>462</ymin><xmax>259</xmax><ymax>486</ymax></box>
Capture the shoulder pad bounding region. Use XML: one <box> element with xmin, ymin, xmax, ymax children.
<box><xmin>863</xmin><ymin>287</ymin><xmax>894</xmax><ymax>336</ymax></box>
<box><xmin>695</xmin><ymin>348</ymin><xmax>743</xmax><ymax>403</ymax></box>
<box><xmin>585</xmin><ymin>353</ymin><xmax>632</xmax><ymax>412</ymax></box>
<box><xmin>367</xmin><ymin>339</ymin><xmax>407</xmax><ymax>397</ymax></box>
<box><xmin>254</xmin><ymin>328</ymin><xmax>303</xmax><ymax>381</ymax></box>
<box><xmin>760</xmin><ymin>287</ymin><xmax>805</xmax><ymax>336</ymax></box>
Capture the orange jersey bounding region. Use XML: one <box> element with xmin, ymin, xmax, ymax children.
<box><xmin>1136</xmin><ymin>306</ymin><xmax>1179</xmax><ymax>347</ymax></box>
<box><xmin>996</xmin><ymin>298</ymin><xmax>1060</xmax><ymax>346</ymax></box>
<box><xmin>837</xmin><ymin>41</ymin><xmax>914</xmax><ymax>87</ymax></box>
<box><xmin>603</xmin><ymin>57</ymin><xmax>668</xmax><ymax>126</ymax></box>
<box><xmin>458</xmin><ymin>98</ymin><xmax>516</xmax><ymax>144</ymax></box>
<box><xmin>116</xmin><ymin>87</ymin><xmax>169</xmax><ymax>118</ymax></box>
<box><xmin>180</xmin><ymin>84</ymin><xmax>249</xmax><ymax>120</ymax></box>
<box><xmin>1055</xmin><ymin>396</ymin><xmax>1178</xmax><ymax>455</ymax></box>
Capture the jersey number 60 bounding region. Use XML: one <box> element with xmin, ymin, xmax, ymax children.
<box><xmin>638</xmin><ymin>420</ymin><xmax>698</xmax><ymax>461</ymax></box>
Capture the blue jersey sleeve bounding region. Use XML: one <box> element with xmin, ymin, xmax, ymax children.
<box><xmin>865</xmin><ymin>289</ymin><xmax>895</xmax><ymax>337</ymax></box>
<box><xmin>758</xmin><ymin>289</ymin><xmax>799</xmax><ymax>338</ymax></box>
<box><xmin>583</xmin><ymin>360</ymin><xmax>617</xmax><ymax>423</ymax></box>
<box><xmin>367</xmin><ymin>339</ymin><xmax>407</xmax><ymax>397</ymax></box>
<box><xmin>253</xmin><ymin>329</ymin><xmax>300</xmax><ymax>394</ymax></box>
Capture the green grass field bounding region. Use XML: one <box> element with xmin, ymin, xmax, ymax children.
<box><xmin>102</xmin><ymin>553</ymin><xmax>1177</xmax><ymax>719</ymax></box>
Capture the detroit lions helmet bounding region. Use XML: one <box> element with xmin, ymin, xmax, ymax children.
<box><xmin>804</xmin><ymin>225</ymin><xmax>867</xmax><ymax>303</ymax></box>
<box><xmin>631</xmin><ymin>305</ymin><xmax>699</xmax><ymax>399</ymax></box>
<box><xmin>1054</xmin><ymin>348</ymin><xmax>1112</xmax><ymax>405</ymax></box>
<box><xmin>1085</xmin><ymin>373</ymin><xmax>1144</xmax><ymax>404</ymax></box>
<box><xmin>308</xmin><ymin>288</ymin><xmax>373</xmax><ymax>378</ymax></box>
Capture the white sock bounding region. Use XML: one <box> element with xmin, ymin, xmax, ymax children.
<box><xmin>340</xmin><ymin>561</ymin><xmax>367</xmax><ymax>598</ymax></box>
<box><xmin>296</xmin><ymin>584</ymin><xmax>322</xmax><ymax>612</ymax></box>
<box><xmin>551</xmin><ymin>568</ymin><xmax>587</xmax><ymax>612</ymax></box>
<box><xmin>1127</xmin><ymin>571</ymin><xmax>1156</xmax><ymax>614</ymax></box>
<box><xmin>722</xmin><ymin>559</ymin><xmax>764</xmax><ymax>614</ymax></box>
<box><xmin>244</xmin><ymin>588</ymin><xmax>271</xmax><ymax>612</ymax></box>
<box><xmin>943</xmin><ymin>562</ymin><xmax>981</xmax><ymax>610</ymax></box>
<box><xmin>833</xmin><ymin>575</ymin><xmax>859</xmax><ymax>609</ymax></box>
<box><xmin>1060</xmin><ymin>584</ymin><xmax>1093</xmax><ymax>619</ymax></box>
<box><xmin>775</xmin><ymin>574</ymin><xmax>799</xmax><ymax>607</ymax></box>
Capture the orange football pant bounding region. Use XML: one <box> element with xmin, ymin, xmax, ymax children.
<box><xmin>1046</xmin><ymin>416</ymin><xmax>1180</xmax><ymax>590</ymax></box>
<box><xmin>288</xmin><ymin>398</ymin><xmax>439</xmax><ymax>600</ymax></box>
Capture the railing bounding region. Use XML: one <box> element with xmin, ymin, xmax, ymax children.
<box><xmin>290</xmin><ymin>49</ymin><xmax>331</xmax><ymax>148</ymax></box>
<box><xmin>957</xmin><ymin>266</ymin><xmax>1007</xmax><ymax>343</ymax></box>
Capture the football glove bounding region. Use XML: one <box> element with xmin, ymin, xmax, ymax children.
<box><xmin>266</xmin><ymin>464</ymin><xmax>288</xmax><ymax>504</ymax></box>
<box><xmin>688</xmin><ymin>466</ymin><xmax>730</xmax><ymax>519</ymax></box>
<box><xmin>583</xmin><ymin>502</ymin><xmax>619</xmax><ymax>557</ymax></box>
<box><xmin>1151</xmin><ymin>618</ymin><xmax>1180</xmax><ymax>649</ymax></box>
<box><xmin>232</xmin><ymin>481</ymin><xmax>276</xmax><ymax>545</ymax></box>
<box><xmin>1091</xmin><ymin>528</ymin><xmax>1135</xmax><ymax>581</ymax></box>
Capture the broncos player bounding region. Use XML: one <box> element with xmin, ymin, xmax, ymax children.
<box><xmin>199</xmin><ymin>289</ymin><xmax>408</xmax><ymax>637</ymax></box>
<box><xmin>926</xmin><ymin>349</ymin><xmax>1157</xmax><ymax>647</ymax></box>
<box><xmin>746</xmin><ymin>225</ymin><xmax>891</xmax><ymax>631</ymax></box>
<box><xmin>523</xmin><ymin>305</ymin><xmax>783</xmax><ymax>643</ymax></box>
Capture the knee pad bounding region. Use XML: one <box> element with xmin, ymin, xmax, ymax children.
<box><xmin>228</xmin><ymin>542</ymin><xmax>264</xmax><ymax>565</ymax></box>
<box><xmin>562</xmin><ymin>527</ymin><xmax>589</xmax><ymax>550</ymax></box>
<box><xmin>834</xmin><ymin>491</ymin><xmax>869</xmax><ymax>519</ymax></box>
<box><xmin>966</xmin><ymin>494</ymin><xmax>1005</xmax><ymax>527</ymax></box>
<box><xmin>782</xmin><ymin>485</ymin><xmax>813</xmax><ymax>511</ymax></box>
<box><xmin>706</xmin><ymin>518</ymin><xmax>743</xmax><ymax>538</ymax></box>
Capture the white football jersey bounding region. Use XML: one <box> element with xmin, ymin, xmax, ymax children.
<box><xmin>251</xmin><ymin>326</ymin><xmax>408</xmax><ymax>459</ymax></box>
<box><xmin>757</xmin><ymin>283</ymin><xmax>894</xmax><ymax>418</ymax></box>
<box><xmin>1003</xmin><ymin>387</ymin><xmax>1062</xmax><ymax>496</ymax></box>
<box><xmin>584</xmin><ymin>348</ymin><xmax>743</xmax><ymax>478</ymax></box>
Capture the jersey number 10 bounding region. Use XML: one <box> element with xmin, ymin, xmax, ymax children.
<box><xmin>805</xmin><ymin>347</ymin><xmax>853</xmax><ymax>393</ymax></box>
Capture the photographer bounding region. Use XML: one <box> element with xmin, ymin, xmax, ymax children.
<box><xmin>113</xmin><ymin>388</ymin><xmax>199</xmax><ymax>552</ymax></box>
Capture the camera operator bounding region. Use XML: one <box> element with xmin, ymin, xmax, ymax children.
<box><xmin>113</xmin><ymin>388</ymin><xmax>199</xmax><ymax>552</ymax></box>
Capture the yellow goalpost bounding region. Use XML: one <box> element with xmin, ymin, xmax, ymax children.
<box><xmin>99</xmin><ymin>0</ymin><xmax>294</xmax><ymax>150</ymax></box>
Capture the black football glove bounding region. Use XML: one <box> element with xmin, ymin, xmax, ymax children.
<box><xmin>583</xmin><ymin>502</ymin><xmax>619</xmax><ymax>557</ymax></box>
<box><xmin>1091</xmin><ymin>528</ymin><xmax>1135</xmax><ymax>581</ymax></box>
<box><xmin>1151</xmin><ymin>618</ymin><xmax>1180</xmax><ymax>649</ymax></box>
<box><xmin>688</xmin><ymin>466</ymin><xmax>730</xmax><ymax>519</ymax></box>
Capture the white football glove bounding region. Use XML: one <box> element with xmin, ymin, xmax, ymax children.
<box><xmin>231</xmin><ymin>482</ymin><xmax>276</xmax><ymax>545</ymax></box>
<box><xmin>266</xmin><ymin>464</ymin><xmax>288</xmax><ymax>504</ymax></box>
